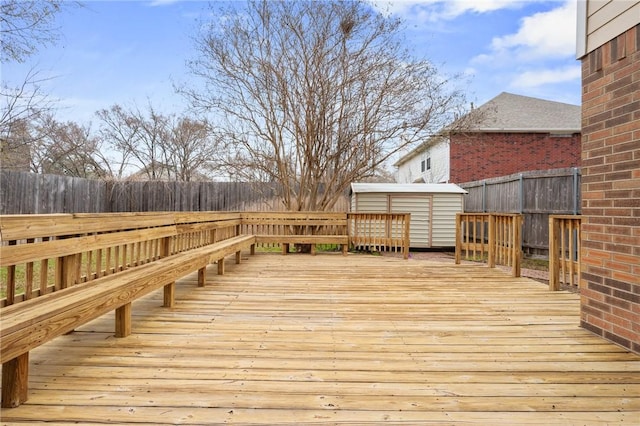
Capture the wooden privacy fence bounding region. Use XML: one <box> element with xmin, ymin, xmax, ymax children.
<box><xmin>0</xmin><ymin>171</ymin><xmax>280</xmax><ymax>214</ymax></box>
<box><xmin>454</xmin><ymin>213</ymin><xmax>523</xmax><ymax>277</ymax></box>
<box><xmin>548</xmin><ymin>215</ymin><xmax>582</xmax><ymax>291</ymax></box>
<box><xmin>460</xmin><ymin>168</ymin><xmax>581</xmax><ymax>256</ymax></box>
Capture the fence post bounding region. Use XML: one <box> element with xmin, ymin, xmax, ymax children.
<box><xmin>572</xmin><ymin>167</ymin><xmax>579</xmax><ymax>215</ymax></box>
<box><xmin>487</xmin><ymin>214</ymin><xmax>496</xmax><ymax>268</ymax></box>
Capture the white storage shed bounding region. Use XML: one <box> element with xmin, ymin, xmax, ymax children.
<box><xmin>350</xmin><ymin>183</ymin><xmax>467</xmax><ymax>248</ymax></box>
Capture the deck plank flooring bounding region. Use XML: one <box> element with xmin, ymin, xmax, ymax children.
<box><xmin>2</xmin><ymin>253</ymin><xmax>639</xmax><ymax>425</ymax></box>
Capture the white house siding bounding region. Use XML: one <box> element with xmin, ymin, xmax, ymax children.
<box><xmin>431</xmin><ymin>193</ymin><xmax>464</xmax><ymax>247</ymax></box>
<box><xmin>578</xmin><ymin>0</ymin><xmax>640</xmax><ymax>57</ymax></box>
<box><xmin>390</xmin><ymin>195</ymin><xmax>432</xmax><ymax>248</ymax></box>
<box><xmin>395</xmin><ymin>139</ymin><xmax>450</xmax><ymax>184</ymax></box>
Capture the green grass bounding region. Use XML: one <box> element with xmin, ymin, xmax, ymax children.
<box><xmin>521</xmin><ymin>257</ymin><xmax>549</xmax><ymax>271</ymax></box>
<box><xmin>1</xmin><ymin>261</ymin><xmax>55</xmax><ymax>299</ymax></box>
<box><xmin>254</xmin><ymin>243</ymin><xmax>344</xmax><ymax>254</ymax></box>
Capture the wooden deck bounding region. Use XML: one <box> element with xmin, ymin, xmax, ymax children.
<box><xmin>1</xmin><ymin>253</ymin><xmax>639</xmax><ymax>424</ymax></box>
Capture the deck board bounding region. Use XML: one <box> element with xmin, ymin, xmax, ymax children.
<box><xmin>2</xmin><ymin>253</ymin><xmax>639</xmax><ymax>424</ymax></box>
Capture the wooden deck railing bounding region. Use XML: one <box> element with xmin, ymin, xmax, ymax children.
<box><xmin>240</xmin><ymin>212</ymin><xmax>411</xmax><ymax>259</ymax></box>
<box><xmin>1</xmin><ymin>211</ymin><xmax>412</xmax><ymax>306</ymax></box>
<box><xmin>455</xmin><ymin>213</ymin><xmax>523</xmax><ymax>277</ymax></box>
<box><xmin>241</xmin><ymin>212</ymin><xmax>348</xmax><ymax>239</ymax></box>
<box><xmin>0</xmin><ymin>212</ymin><xmax>243</xmax><ymax>307</ymax></box>
<box><xmin>347</xmin><ymin>213</ymin><xmax>411</xmax><ymax>259</ymax></box>
<box><xmin>548</xmin><ymin>215</ymin><xmax>582</xmax><ymax>291</ymax></box>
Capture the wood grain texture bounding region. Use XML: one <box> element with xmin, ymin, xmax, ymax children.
<box><xmin>2</xmin><ymin>253</ymin><xmax>638</xmax><ymax>424</ymax></box>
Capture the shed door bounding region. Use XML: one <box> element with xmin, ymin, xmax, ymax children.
<box><xmin>390</xmin><ymin>195</ymin><xmax>432</xmax><ymax>248</ymax></box>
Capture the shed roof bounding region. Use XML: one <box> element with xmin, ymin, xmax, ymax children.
<box><xmin>351</xmin><ymin>183</ymin><xmax>467</xmax><ymax>194</ymax></box>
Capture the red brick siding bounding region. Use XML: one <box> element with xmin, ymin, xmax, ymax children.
<box><xmin>449</xmin><ymin>132</ymin><xmax>581</xmax><ymax>183</ymax></box>
<box><xmin>581</xmin><ymin>24</ymin><xmax>640</xmax><ymax>354</ymax></box>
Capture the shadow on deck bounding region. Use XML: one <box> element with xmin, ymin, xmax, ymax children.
<box><xmin>2</xmin><ymin>253</ymin><xmax>639</xmax><ymax>424</ymax></box>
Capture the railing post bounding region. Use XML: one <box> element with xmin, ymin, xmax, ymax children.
<box><xmin>549</xmin><ymin>216</ymin><xmax>560</xmax><ymax>290</ymax></box>
<box><xmin>487</xmin><ymin>214</ymin><xmax>496</xmax><ymax>268</ymax></box>
<box><xmin>161</xmin><ymin>235</ymin><xmax>175</xmax><ymax>307</ymax></box>
<box><xmin>512</xmin><ymin>215</ymin><xmax>522</xmax><ymax>278</ymax></box>
<box><xmin>347</xmin><ymin>214</ymin><xmax>352</xmax><ymax>251</ymax></box>
<box><xmin>403</xmin><ymin>213</ymin><xmax>410</xmax><ymax>259</ymax></box>
<box><xmin>455</xmin><ymin>213</ymin><xmax>461</xmax><ymax>264</ymax></box>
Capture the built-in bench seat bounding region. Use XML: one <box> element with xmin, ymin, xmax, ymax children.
<box><xmin>0</xmin><ymin>213</ymin><xmax>255</xmax><ymax>408</ymax></box>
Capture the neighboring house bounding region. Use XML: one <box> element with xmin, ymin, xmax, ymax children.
<box><xmin>394</xmin><ymin>92</ymin><xmax>581</xmax><ymax>184</ymax></box>
<box><xmin>577</xmin><ymin>1</ymin><xmax>639</xmax><ymax>353</ymax></box>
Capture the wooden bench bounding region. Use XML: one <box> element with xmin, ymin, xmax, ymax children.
<box><xmin>255</xmin><ymin>234</ymin><xmax>349</xmax><ymax>255</ymax></box>
<box><xmin>242</xmin><ymin>212</ymin><xmax>349</xmax><ymax>255</ymax></box>
<box><xmin>0</xmin><ymin>213</ymin><xmax>255</xmax><ymax>408</ymax></box>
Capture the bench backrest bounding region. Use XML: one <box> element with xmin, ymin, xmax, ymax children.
<box><xmin>241</xmin><ymin>212</ymin><xmax>348</xmax><ymax>237</ymax></box>
<box><xmin>0</xmin><ymin>212</ymin><xmax>243</xmax><ymax>307</ymax></box>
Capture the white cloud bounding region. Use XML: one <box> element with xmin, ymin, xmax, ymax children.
<box><xmin>373</xmin><ymin>0</ymin><xmax>531</xmax><ymax>22</ymax></box>
<box><xmin>488</xmin><ymin>0</ymin><xmax>577</xmax><ymax>60</ymax></box>
<box><xmin>147</xmin><ymin>0</ymin><xmax>182</xmax><ymax>7</ymax></box>
<box><xmin>510</xmin><ymin>65</ymin><xmax>581</xmax><ymax>88</ymax></box>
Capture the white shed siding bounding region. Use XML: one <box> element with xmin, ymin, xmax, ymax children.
<box><xmin>352</xmin><ymin>193</ymin><xmax>388</xmax><ymax>212</ymax></box>
<box><xmin>350</xmin><ymin>183</ymin><xmax>466</xmax><ymax>249</ymax></box>
<box><xmin>431</xmin><ymin>193</ymin><xmax>464</xmax><ymax>247</ymax></box>
<box><xmin>390</xmin><ymin>195</ymin><xmax>432</xmax><ymax>248</ymax></box>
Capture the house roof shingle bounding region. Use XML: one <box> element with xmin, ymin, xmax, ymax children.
<box><xmin>464</xmin><ymin>92</ymin><xmax>581</xmax><ymax>133</ymax></box>
<box><xmin>394</xmin><ymin>92</ymin><xmax>581</xmax><ymax>167</ymax></box>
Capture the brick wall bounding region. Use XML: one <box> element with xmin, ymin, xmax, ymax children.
<box><xmin>449</xmin><ymin>132</ymin><xmax>581</xmax><ymax>183</ymax></box>
<box><xmin>580</xmin><ymin>24</ymin><xmax>640</xmax><ymax>354</ymax></box>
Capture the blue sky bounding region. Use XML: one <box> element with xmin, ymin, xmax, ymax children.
<box><xmin>3</xmin><ymin>0</ymin><xmax>581</xmax><ymax>126</ymax></box>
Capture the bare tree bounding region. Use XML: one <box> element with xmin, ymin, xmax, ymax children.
<box><xmin>97</xmin><ymin>103</ymin><xmax>219</xmax><ymax>181</ymax></box>
<box><xmin>26</xmin><ymin>113</ymin><xmax>107</xmax><ymax>178</ymax></box>
<box><xmin>0</xmin><ymin>68</ymin><xmax>55</xmax><ymax>142</ymax></box>
<box><xmin>184</xmin><ymin>0</ymin><xmax>466</xmax><ymax>211</ymax></box>
<box><xmin>168</xmin><ymin>117</ymin><xmax>219</xmax><ymax>182</ymax></box>
<box><xmin>0</xmin><ymin>0</ymin><xmax>66</xmax><ymax>63</ymax></box>
<box><xmin>1</xmin><ymin>0</ymin><xmax>77</xmax><ymax>150</ymax></box>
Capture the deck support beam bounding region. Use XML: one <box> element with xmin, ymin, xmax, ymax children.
<box><xmin>115</xmin><ymin>302</ymin><xmax>132</xmax><ymax>337</ymax></box>
<box><xmin>198</xmin><ymin>267</ymin><xmax>206</xmax><ymax>287</ymax></box>
<box><xmin>163</xmin><ymin>282</ymin><xmax>175</xmax><ymax>307</ymax></box>
<box><xmin>1</xmin><ymin>353</ymin><xmax>29</xmax><ymax>408</ymax></box>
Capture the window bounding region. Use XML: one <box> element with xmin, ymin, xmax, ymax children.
<box><xmin>426</xmin><ymin>157</ymin><xmax>431</xmax><ymax>170</ymax></box>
